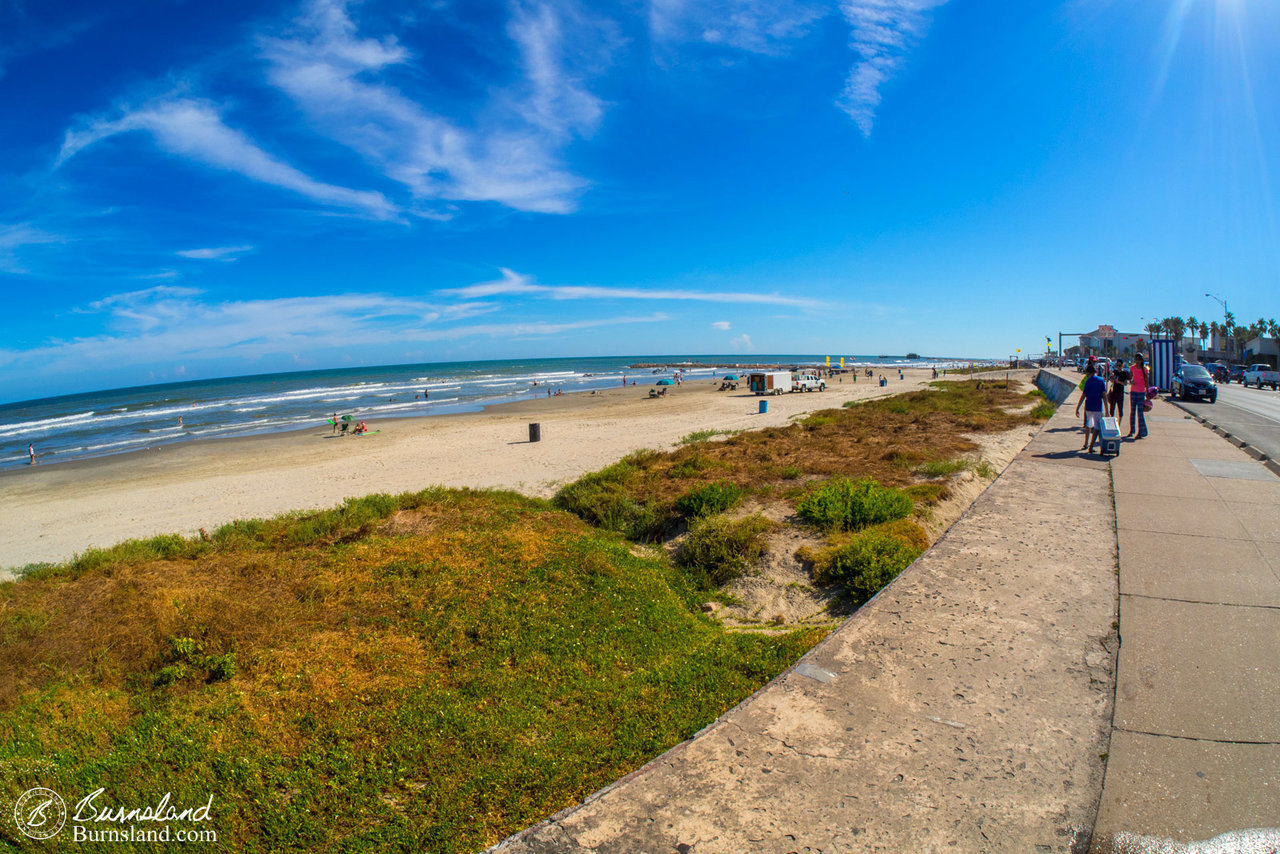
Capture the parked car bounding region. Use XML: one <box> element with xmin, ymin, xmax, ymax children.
<box><xmin>1170</xmin><ymin>364</ymin><xmax>1218</xmax><ymax>403</ymax></box>
<box><xmin>1203</xmin><ymin>362</ymin><xmax>1228</xmax><ymax>382</ymax></box>
<box><xmin>1229</xmin><ymin>364</ymin><xmax>1248</xmax><ymax>384</ymax></box>
<box><xmin>1243</xmin><ymin>363</ymin><xmax>1280</xmax><ymax>390</ymax></box>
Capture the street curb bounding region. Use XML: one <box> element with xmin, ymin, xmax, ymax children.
<box><xmin>1167</xmin><ymin>398</ymin><xmax>1280</xmax><ymax>478</ymax></box>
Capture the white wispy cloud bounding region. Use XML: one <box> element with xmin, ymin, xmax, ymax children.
<box><xmin>0</xmin><ymin>283</ymin><xmax>661</xmax><ymax>376</ymax></box>
<box><xmin>177</xmin><ymin>245</ymin><xmax>254</xmax><ymax>261</ymax></box>
<box><xmin>440</xmin><ymin>268</ymin><xmax>823</xmax><ymax>308</ymax></box>
<box><xmin>649</xmin><ymin>0</ymin><xmax>824</xmax><ymax>54</ymax></box>
<box><xmin>56</xmin><ymin>97</ymin><xmax>398</xmax><ymax>219</ymax></box>
<box><xmin>402</xmin><ymin>313</ymin><xmax>668</xmax><ymax>343</ymax></box>
<box><xmin>261</xmin><ymin>0</ymin><xmax>613</xmax><ymax>215</ymax></box>
<box><xmin>838</xmin><ymin>0</ymin><xmax>949</xmax><ymax>136</ymax></box>
<box><xmin>0</xmin><ymin>223</ymin><xmax>64</xmax><ymax>273</ymax></box>
<box><xmin>731</xmin><ymin>333</ymin><xmax>754</xmax><ymax>351</ymax></box>
<box><xmin>649</xmin><ymin>0</ymin><xmax>946</xmax><ymax>136</ymax></box>
<box><xmin>507</xmin><ymin>0</ymin><xmax>613</xmax><ymax>138</ymax></box>
<box><xmin>712</xmin><ymin>320</ymin><xmax>731</xmax><ymax>330</ymax></box>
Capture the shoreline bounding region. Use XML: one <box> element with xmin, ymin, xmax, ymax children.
<box><xmin>0</xmin><ymin>369</ymin><xmax>989</xmax><ymax>574</ymax></box>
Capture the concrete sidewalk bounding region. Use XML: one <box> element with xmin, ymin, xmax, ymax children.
<box><xmin>1090</xmin><ymin>409</ymin><xmax>1280</xmax><ymax>851</ymax></box>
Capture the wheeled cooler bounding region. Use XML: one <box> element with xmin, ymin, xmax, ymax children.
<box><xmin>1098</xmin><ymin>417</ymin><xmax>1121</xmax><ymax>458</ymax></box>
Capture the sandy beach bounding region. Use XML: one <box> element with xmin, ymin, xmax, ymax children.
<box><xmin>0</xmin><ymin>371</ymin><xmax>947</xmax><ymax>575</ymax></box>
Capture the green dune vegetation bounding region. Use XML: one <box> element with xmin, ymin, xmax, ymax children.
<box><xmin>0</xmin><ymin>380</ymin><xmax>1051</xmax><ymax>852</ymax></box>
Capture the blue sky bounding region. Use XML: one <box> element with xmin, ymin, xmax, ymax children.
<box><xmin>1</xmin><ymin>0</ymin><xmax>1277</xmax><ymax>401</ymax></box>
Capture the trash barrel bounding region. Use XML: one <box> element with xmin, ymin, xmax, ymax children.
<box><xmin>758</xmin><ymin>400</ymin><xmax>768</xmax><ymax>414</ymax></box>
<box><xmin>529</xmin><ymin>422</ymin><xmax>541</xmax><ymax>442</ymax></box>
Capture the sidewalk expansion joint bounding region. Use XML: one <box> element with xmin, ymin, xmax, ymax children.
<box><xmin>1116</xmin><ymin>528</ymin><xmax>1254</xmax><ymax>543</ymax></box>
<box><xmin>1113</xmin><ymin>726</ymin><xmax>1280</xmax><ymax>747</ymax></box>
<box><xmin>1121</xmin><ymin>592</ymin><xmax>1280</xmax><ymax>612</ymax></box>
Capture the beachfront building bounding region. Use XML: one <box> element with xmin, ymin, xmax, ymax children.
<box><xmin>1076</xmin><ymin>326</ymin><xmax>1202</xmax><ymax>361</ymax></box>
<box><xmin>1076</xmin><ymin>326</ymin><xmax>1151</xmax><ymax>359</ymax></box>
<box><xmin>1243</xmin><ymin>335</ymin><xmax>1279</xmax><ymax>367</ymax></box>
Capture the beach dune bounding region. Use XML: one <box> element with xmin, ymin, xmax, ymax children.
<box><xmin>0</xmin><ymin>372</ymin><xmax>940</xmax><ymax>574</ymax></box>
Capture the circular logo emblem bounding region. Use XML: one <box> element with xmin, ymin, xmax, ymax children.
<box><xmin>13</xmin><ymin>788</ymin><xmax>66</xmax><ymax>840</ymax></box>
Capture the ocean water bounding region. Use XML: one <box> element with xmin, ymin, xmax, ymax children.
<box><xmin>0</xmin><ymin>354</ymin><xmax>976</xmax><ymax>471</ymax></box>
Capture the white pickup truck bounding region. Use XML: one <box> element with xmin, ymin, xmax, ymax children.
<box><xmin>1243</xmin><ymin>364</ymin><xmax>1279</xmax><ymax>390</ymax></box>
<box><xmin>791</xmin><ymin>372</ymin><xmax>827</xmax><ymax>392</ymax></box>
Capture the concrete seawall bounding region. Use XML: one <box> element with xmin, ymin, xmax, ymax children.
<box><xmin>1036</xmin><ymin>367</ymin><xmax>1079</xmax><ymax>406</ymax></box>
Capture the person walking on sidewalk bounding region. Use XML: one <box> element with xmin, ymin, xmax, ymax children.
<box><xmin>1128</xmin><ymin>353</ymin><xmax>1150</xmax><ymax>439</ymax></box>
<box><xmin>1108</xmin><ymin>358</ymin><xmax>1130</xmax><ymax>420</ymax></box>
<box><xmin>1075</xmin><ymin>362</ymin><xmax>1107</xmax><ymax>453</ymax></box>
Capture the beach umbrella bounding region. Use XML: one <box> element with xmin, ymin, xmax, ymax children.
<box><xmin>656</xmin><ymin>378</ymin><xmax>674</xmax><ymax>386</ymax></box>
<box><xmin>341</xmin><ymin>415</ymin><xmax>355</xmax><ymax>422</ymax></box>
<box><xmin>723</xmin><ymin>374</ymin><xmax>739</xmax><ymax>381</ymax></box>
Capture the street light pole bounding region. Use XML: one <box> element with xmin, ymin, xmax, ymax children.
<box><xmin>1205</xmin><ymin>293</ymin><xmax>1228</xmax><ymax>359</ymax></box>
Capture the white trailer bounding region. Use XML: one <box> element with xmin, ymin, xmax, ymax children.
<box><xmin>748</xmin><ymin>371</ymin><xmax>792</xmax><ymax>395</ymax></box>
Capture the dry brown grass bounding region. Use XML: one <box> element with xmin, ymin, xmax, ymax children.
<box><xmin>558</xmin><ymin>380</ymin><xmax>1044</xmax><ymax>523</ymax></box>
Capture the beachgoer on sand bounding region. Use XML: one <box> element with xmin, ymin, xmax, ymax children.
<box><xmin>28</xmin><ymin>443</ymin><xmax>35</xmax><ymax>465</ymax></box>
<box><xmin>1075</xmin><ymin>363</ymin><xmax>1106</xmax><ymax>453</ymax></box>
<box><xmin>332</xmin><ymin>413</ymin><xmax>339</xmax><ymax>435</ymax></box>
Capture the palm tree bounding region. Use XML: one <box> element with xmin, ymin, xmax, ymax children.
<box><xmin>1198</xmin><ymin>321</ymin><xmax>1208</xmax><ymax>344</ymax></box>
<box><xmin>1186</xmin><ymin>315</ymin><xmax>1199</xmax><ymax>349</ymax></box>
<box><xmin>1268</xmin><ymin>319</ymin><xmax>1279</xmax><ymax>340</ymax></box>
<box><xmin>1234</xmin><ymin>326</ymin><xmax>1250</xmax><ymax>357</ymax></box>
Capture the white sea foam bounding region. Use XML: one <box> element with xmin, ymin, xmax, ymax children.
<box><xmin>9</xmin><ymin>411</ymin><xmax>98</xmax><ymax>434</ymax></box>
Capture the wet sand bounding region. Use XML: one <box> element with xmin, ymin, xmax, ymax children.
<box><xmin>0</xmin><ymin>371</ymin><xmax>940</xmax><ymax>574</ymax></box>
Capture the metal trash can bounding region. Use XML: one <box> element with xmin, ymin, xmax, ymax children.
<box><xmin>758</xmin><ymin>400</ymin><xmax>767</xmax><ymax>414</ymax></box>
<box><xmin>529</xmin><ymin>422</ymin><xmax>541</xmax><ymax>442</ymax></box>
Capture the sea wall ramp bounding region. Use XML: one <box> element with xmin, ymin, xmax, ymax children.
<box><xmin>493</xmin><ymin>401</ymin><xmax>1118</xmax><ymax>852</ymax></box>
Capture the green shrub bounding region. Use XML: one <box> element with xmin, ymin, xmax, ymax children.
<box><xmin>903</xmin><ymin>483</ymin><xmax>949</xmax><ymax>506</ymax></box>
<box><xmin>153</xmin><ymin>635</ymin><xmax>237</xmax><ymax>687</ymax></box>
<box><xmin>678</xmin><ymin>429</ymin><xmax>737</xmax><ymax>445</ymax></box>
<box><xmin>668</xmin><ymin>455</ymin><xmax>727</xmax><ymax>478</ymax></box>
<box><xmin>677</xmin><ymin>514</ymin><xmax>774</xmax><ymax>588</ymax></box>
<box><xmin>796</xmin><ymin>477</ymin><xmax>913</xmax><ymax>532</ymax></box>
<box><xmin>865</xmin><ymin>518</ymin><xmax>930</xmax><ymax>552</ymax></box>
<box><xmin>1027</xmin><ymin>388</ymin><xmax>1056</xmax><ymax>420</ymax></box>
<box><xmin>553</xmin><ymin>455</ymin><xmax>666</xmax><ymax>540</ymax></box>
<box><xmin>675</xmin><ymin>481</ymin><xmax>745</xmax><ymax>519</ymax></box>
<box><xmin>914</xmin><ymin>458</ymin><xmax>969</xmax><ymax>478</ymax></box>
<box><xmin>815</xmin><ymin>531</ymin><xmax>923</xmax><ymax>602</ymax></box>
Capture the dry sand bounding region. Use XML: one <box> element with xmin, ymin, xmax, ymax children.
<box><xmin>1</xmin><ymin>369</ymin><xmax>971</xmax><ymax>575</ymax></box>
